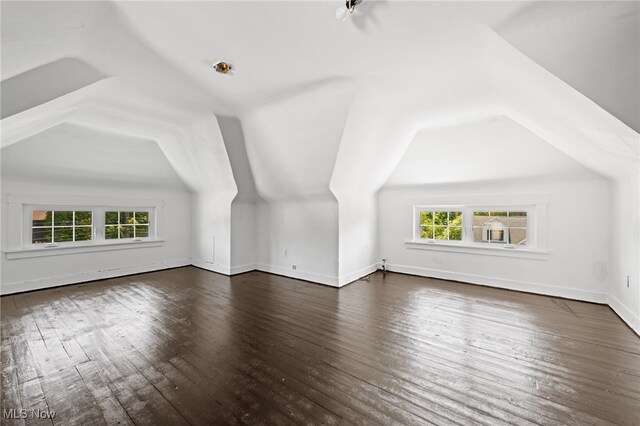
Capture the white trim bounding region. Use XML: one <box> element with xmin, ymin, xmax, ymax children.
<box><xmin>5</xmin><ymin>193</ymin><xmax>165</xmax><ymax>252</ymax></box>
<box><xmin>0</xmin><ymin>258</ymin><xmax>190</xmax><ymax>295</ymax></box>
<box><xmin>608</xmin><ymin>295</ymin><xmax>640</xmax><ymax>336</ymax></box>
<box><xmin>256</xmin><ymin>263</ymin><xmax>339</xmax><ymax>287</ymax></box>
<box><xmin>405</xmin><ymin>240</ymin><xmax>551</xmax><ymax>260</ymax></box>
<box><xmin>339</xmin><ymin>263</ymin><xmax>379</xmax><ymax>286</ymax></box>
<box><xmin>191</xmin><ymin>259</ymin><xmax>232</xmax><ymax>275</ymax></box>
<box><xmin>230</xmin><ymin>263</ymin><xmax>257</xmax><ymax>275</ymax></box>
<box><xmin>413</xmin><ymin>204</ymin><xmax>539</xmax><ymax>248</ymax></box>
<box><xmin>5</xmin><ymin>239</ymin><xmax>165</xmax><ymax>259</ymax></box>
<box><xmin>386</xmin><ymin>263</ymin><xmax>608</xmax><ymax>304</ymax></box>
<box><xmin>6</xmin><ymin>193</ymin><xmax>165</xmax><ymax>207</ymax></box>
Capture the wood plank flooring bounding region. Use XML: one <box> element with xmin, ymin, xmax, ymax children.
<box><xmin>1</xmin><ymin>266</ymin><xmax>639</xmax><ymax>425</ymax></box>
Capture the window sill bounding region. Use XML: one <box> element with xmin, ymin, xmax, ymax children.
<box><xmin>4</xmin><ymin>239</ymin><xmax>165</xmax><ymax>260</ymax></box>
<box><xmin>405</xmin><ymin>240</ymin><xmax>550</xmax><ymax>260</ymax></box>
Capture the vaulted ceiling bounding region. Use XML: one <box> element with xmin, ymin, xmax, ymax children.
<box><xmin>1</xmin><ymin>1</ymin><xmax>638</xmax><ymax>198</ymax></box>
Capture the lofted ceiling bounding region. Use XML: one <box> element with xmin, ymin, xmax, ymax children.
<box><xmin>1</xmin><ymin>0</ymin><xmax>638</xmax><ymax>200</ymax></box>
<box><xmin>385</xmin><ymin>116</ymin><xmax>600</xmax><ymax>187</ymax></box>
<box><xmin>1</xmin><ymin>123</ymin><xmax>189</xmax><ymax>190</ymax></box>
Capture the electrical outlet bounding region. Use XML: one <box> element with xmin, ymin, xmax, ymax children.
<box><xmin>292</xmin><ymin>265</ymin><xmax>297</xmax><ymax>270</ymax></box>
<box><xmin>627</xmin><ymin>275</ymin><xmax>630</xmax><ymax>288</ymax></box>
<box><xmin>283</xmin><ymin>249</ymin><xmax>287</xmax><ymax>257</ymax></box>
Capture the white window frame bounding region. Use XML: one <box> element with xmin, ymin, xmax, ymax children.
<box><xmin>406</xmin><ymin>196</ymin><xmax>550</xmax><ymax>260</ymax></box>
<box><xmin>4</xmin><ymin>194</ymin><xmax>165</xmax><ymax>259</ymax></box>
<box><xmin>415</xmin><ymin>208</ymin><xmax>465</xmax><ymax>243</ymax></box>
<box><xmin>24</xmin><ymin>206</ymin><xmax>156</xmax><ymax>248</ymax></box>
<box><xmin>414</xmin><ymin>205</ymin><xmax>536</xmax><ymax>248</ymax></box>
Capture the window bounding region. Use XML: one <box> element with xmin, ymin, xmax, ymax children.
<box><xmin>415</xmin><ymin>205</ymin><xmax>535</xmax><ymax>249</ymax></box>
<box><xmin>5</xmin><ymin>195</ymin><xmax>164</xmax><ymax>258</ymax></box>
<box><xmin>32</xmin><ymin>210</ymin><xmax>93</xmax><ymax>244</ymax></box>
<box><xmin>105</xmin><ymin>211</ymin><xmax>150</xmax><ymax>240</ymax></box>
<box><xmin>473</xmin><ymin>211</ymin><xmax>527</xmax><ymax>245</ymax></box>
<box><xmin>24</xmin><ymin>205</ymin><xmax>155</xmax><ymax>248</ymax></box>
<box><xmin>419</xmin><ymin>211</ymin><xmax>462</xmax><ymax>241</ymax></box>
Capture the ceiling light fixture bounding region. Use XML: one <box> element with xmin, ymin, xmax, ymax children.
<box><xmin>213</xmin><ymin>60</ymin><xmax>233</xmax><ymax>75</ymax></box>
<box><xmin>336</xmin><ymin>0</ymin><xmax>363</xmax><ymax>21</ymax></box>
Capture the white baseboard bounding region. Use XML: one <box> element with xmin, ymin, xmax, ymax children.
<box><xmin>386</xmin><ymin>263</ymin><xmax>608</xmax><ymax>304</ymax></box>
<box><xmin>230</xmin><ymin>263</ymin><xmax>257</xmax><ymax>275</ymax></box>
<box><xmin>191</xmin><ymin>259</ymin><xmax>231</xmax><ymax>275</ymax></box>
<box><xmin>339</xmin><ymin>263</ymin><xmax>379</xmax><ymax>286</ymax></box>
<box><xmin>608</xmin><ymin>295</ymin><xmax>640</xmax><ymax>336</ymax></box>
<box><xmin>255</xmin><ymin>263</ymin><xmax>339</xmax><ymax>287</ymax></box>
<box><xmin>0</xmin><ymin>258</ymin><xmax>190</xmax><ymax>295</ymax></box>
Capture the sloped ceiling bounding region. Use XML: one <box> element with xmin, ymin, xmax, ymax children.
<box><xmin>498</xmin><ymin>1</ymin><xmax>640</xmax><ymax>133</ymax></box>
<box><xmin>385</xmin><ymin>116</ymin><xmax>599</xmax><ymax>187</ymax></box>
<box><xmin>1</xmin><ymin>0</ymin><xmax>638</xmax><ymax>198</ymax></box>
<box><xmin>1</xmin><ymin>123</ymin><xmax>189</xmax><ymax>190</ymax></box>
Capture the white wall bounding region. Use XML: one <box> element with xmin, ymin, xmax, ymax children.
<box><xmin>336</xmin><ymin>194</ymin><xmax>379</xmax><ymax>285</ymax></box>
<box><xmin>1</xmin><ymin>178</ymin><xmax>192</xmax><ymax>293</ymax></box>
<box><xmin>256</xmin><ymin>198</ymin><xmax>339</xmax><ymax>286</ymax></box>
<box><xmin>241</xmin><ymin>80</ymin><xmax>355</xmax><ymax>285</ymax></box>
<box><xmin>217</xmin><ymin>115</ymin><xmax>260</xmax><ymax>275</ymax></box>
<box><xmin>608</xmin><ymin>182</ymin><xmax>640</xmax><ymax>334</ymax></box>
<box><xmin>230</xmin><ymin>201</ymin><xmax>257</xmax><ymax>274</ymax></box>
<box><xmin>378</xmin><ymin>176</ymin><xmax>612</xmax><ymax>303</ymax></box>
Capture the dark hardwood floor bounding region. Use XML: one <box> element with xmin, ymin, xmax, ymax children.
<box><xmin>1</xmin><ymin>267</ymin><xmax>639</xmax><ymax>425</ymax></box>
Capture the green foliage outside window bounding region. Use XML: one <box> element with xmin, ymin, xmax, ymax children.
<box><xmin>105</xmin><ymin>211</ymin><xmax>149</xmax><ymax>240</ymax></box>
<box><xmin>32</xmin><ymin>211</ymin><xmax>93</xmax><ymax>244</ymax></box>
<box><xmin>420</xmin><ymin>211</ymin><xmax>463</xmax><ymax>241</ymax></box>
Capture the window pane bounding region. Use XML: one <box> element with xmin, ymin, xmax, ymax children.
<box><xmin>75</xmin><ymin>211</ymin><xmax>92</xmax><ymax>226</ymax></box>
<box><xmin>120</xmin><ymin>212</ymin><xmax>135</xmax><ymax>225</ymax></box>
<box><xmin>448</xmin><ymin>212</ymin><xmax>462</xmax><ymax>226</ymax></box>
<box><xmin>105</xmin><ymin>225</ymin><xmax>119</xmax><ymax>239</ymax></box>
<box><xmin>135</xmin><ymin>212</ymin><xmax>149</xmax><ymax>224</ymax></box>
<box><xmin>54</xmin><ymin>211</ymin><xmax>74</xmax><ymax>226</ymax></box>
<box><xmin>54</xmin><ymin>227</ymin><xmax>73</xmax><ymax>242</ymax></box>
<box><xmin>472</xmin><ymin>226</ymin><xmax>484</xmax><ymax>242</ymax></box>
<box><xmin>33</xmin><ymin>211</ymin><xmax>51</xmax><ymax>227</ymax></box>
<box><xmin>420</xmin><ymin>211</ymin><xmax>433</xmax><ymax>226</ymax></box>
<box><xmin>33</xmin><ymin>228</ymin><xmax>52</xmax><ymax>244</ymax></box>
<box><xmin>75</xmin><ymin>227</ymin><xmax>92</xmax><ymax>241</ymax></box>
<box><xmin>120</xmin><ymin>225</ymin><xmax>134</xmax><ymax>239</ymax></box>
<box><xmin>510</xmin><ymin>228</ymin><xmax>527</xmax><ymax>245</ymax></box>
<box><xmin>135</xmin><ymin>225</ymin><xmax>149</xmax><ymax>238</ymax></box>
<box><xmin>434</xmin><ymin>225</ymin><xmax>447</xmax><ymax>240</ymax></box>
<box><xmin>507</xmin><ymin>212</ymin><xmax>527</xmax><ymax>228</ymax></box>
<box><xmin>449</xmin><ymin>227</ymin><xmax>462</xmax><ymax>241</ymax></box>
<box><xmin>105</xmin><ymin>211</ymin><xmax>119</xmax><ymax>225</ymax></box>
<box><xmin>473</xmin><ymin>212</ymin><xmax>490</xmax><ymax>227</ymax></box>
<box><xmin>421</xmin><ymin>225</ymin><xmax>434</xmax><ymax>239</ymax></box>
<box><xmin>434</xmin><ymin>212</ymin><xmax>448</xmax><ymax>225</ymax></box>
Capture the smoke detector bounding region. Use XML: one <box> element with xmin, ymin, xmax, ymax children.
<box><xmin>213</xmin><ymin>61</ymin><xmax>234</xmax><ymax>75</ymax></box>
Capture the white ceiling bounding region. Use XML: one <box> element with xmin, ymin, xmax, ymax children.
<box><xmin>385</xmin><ymin>116</ymin><xmax>598</xmax><ymax>187</ymax></box>
<box><xmin>4</xmin><ymin>1</ymin><xmax>634</xmax><ymax>127</ymax></box>
<box><xmin>497</xmin><ymin>1</ymin><xmax>640</xmax><ymax>132</ymax></box>
<box><xmin>1</xmin><ymin>123</ymin><xmax>189</xmax><ymax>190</ymax></box>
<box><xmin>0</xmin><ymin>0</ymin><xmax>637</xmax><ymax>200</ymax></box>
